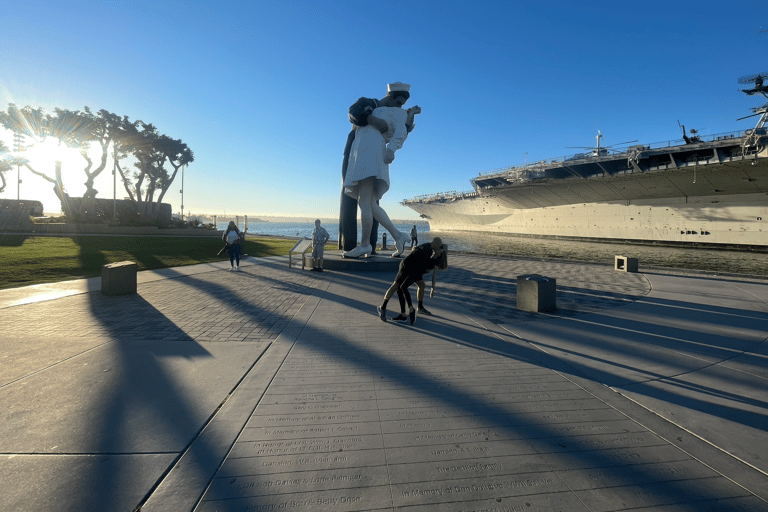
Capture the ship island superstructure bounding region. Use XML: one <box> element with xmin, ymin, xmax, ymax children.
<box><xmin>403</xmin><ymin>77</ymin><xmax>768</xmax><ymax>248</ymax></box>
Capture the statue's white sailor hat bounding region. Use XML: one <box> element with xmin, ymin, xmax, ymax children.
<box><xmin>387</xmin><ymin>82</ymin><xmax>410</xmax><ymax>93</ymax></box>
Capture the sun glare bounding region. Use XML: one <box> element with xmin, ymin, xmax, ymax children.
<box><xmin>12</xmin><ymin>137</ymin><xmax>85</xmax><ymax>211</ymax></box>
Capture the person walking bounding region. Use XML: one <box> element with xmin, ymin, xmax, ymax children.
<box><xmin>310</xmin><ymin>219</ymin><xmax>330</xmax><ymax>272</ymax></box>
<box><xmin>222</xmin><ymin>221</ymin><xmax>242</xmax><ymax>271</ymax></box>
<box><xmin>410</xmin><ymin>224</ymin><xmax>418</xmax><ymax>248</ymax></box>
<box><xmin>378</xmin><ymin>237</ymin><xmax>447</xmax><ymax>325</ymax></box>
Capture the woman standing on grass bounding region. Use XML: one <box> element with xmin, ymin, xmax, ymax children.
<box><xmin>223</xmin><ymin>221</ymin><xmax>242</xmax><ymax>271</ymax></box>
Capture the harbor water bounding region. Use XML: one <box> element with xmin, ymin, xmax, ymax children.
<box><xmin>220</xmin><ymin>221</ymin><xmax>767</xmax><ymax>277</ymax></box>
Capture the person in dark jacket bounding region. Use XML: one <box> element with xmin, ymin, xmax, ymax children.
<box><xmin>377</xmin><ymin>237</ymin><xmax>447</xmax><ymax>325</ymax></box>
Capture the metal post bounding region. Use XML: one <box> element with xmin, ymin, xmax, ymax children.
<box><xmin>113</xmin><ymin>146</ymin><xmax>117</xmax><ymax>220</ymax></box>
<box><xmin>13</xmin><ymin>133</ymin><xmax>24</xmax><ymax>200</ymax></box>
<box><xmin>180</xmin><ymin>164</ymin><xmax>185</xmax><ymax>221</ymax></box>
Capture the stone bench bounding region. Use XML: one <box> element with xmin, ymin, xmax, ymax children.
<box><xmin>101</xmin><ymin>261</ymin><xmax>138</xmax><ymax>295</ymax></box>
<box><xmin>517</xmin><ymin>274</ymin><xmax>556</xmax><ymax>313</ymax></box>
<box><xmin>615</xmin><ymin>255</ymin><xmax>638</xmax><ymax>273</ymax></box>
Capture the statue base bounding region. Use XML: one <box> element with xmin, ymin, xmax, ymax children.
<box><xmin>306</xmin><ymin>249</ymin><xmax>402</xmax><ymax>272</ymax></box>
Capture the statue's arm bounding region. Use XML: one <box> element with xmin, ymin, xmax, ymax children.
<box><xmin>349</xmin><ymin>97</ymin><xmax>388</xmax><ymax>133</ymax></box>
<box><xmin>385</xmin><ymin>111</ymin><xmax>408</xmax><ymax>154</ymax></box>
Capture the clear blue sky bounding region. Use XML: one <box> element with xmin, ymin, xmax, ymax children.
<box><xmin>2</xmin><ymin>0</ymin><xmax>766</xmax><ymax>219</ymax></box>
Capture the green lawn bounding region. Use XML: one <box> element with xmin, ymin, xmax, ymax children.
<box><xmin>0</xmin><ymin>235</ymin><xmax>297</xmax><ymax>290</ymax></box>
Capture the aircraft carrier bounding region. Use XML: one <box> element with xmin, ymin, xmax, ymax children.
<box><xmin>403</xmin><ymin>75</ymin><xmax>768</xmax><ymax>248</ymax></box>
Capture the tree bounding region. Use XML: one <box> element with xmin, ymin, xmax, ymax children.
<box><xmin>1</xmin><ymin>103</ymin><xmax>193</xmax><ymax>224</ymax></box>
<box><xmin>114</xmin><ymin>119</ymin><xmax>194</xmax><ymax>221</ymax></box>
<box><xmin>0</xmin><ymin>106</ymin><xmax>64</xmax><ymax>201</ymax></box>
<box><xmin>51</xmin><ymin>107</ymin><xmax>125</xmax><ymax>199</ymax></box>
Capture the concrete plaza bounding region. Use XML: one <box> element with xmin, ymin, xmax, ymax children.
<box><xmin>1</xmin><ymin>252</ymin><xmax>767</xmax><ymax>511</ymax></box>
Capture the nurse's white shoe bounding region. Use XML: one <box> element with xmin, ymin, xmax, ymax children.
<box><xmin>343</xmin><ymin>244</ymin><xmax>372</xmax><ymax>259</ymax></box>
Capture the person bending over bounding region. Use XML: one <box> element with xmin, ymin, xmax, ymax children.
<box><xmin>378</xmin><ymin>237</ymin><xmax>447</xmax><ymax>325</ymax></box>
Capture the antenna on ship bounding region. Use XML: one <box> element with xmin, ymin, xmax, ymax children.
<box><xmin>567</xmin><ymin>131</ymin><xmax>638</xmax><ymax>157</ymax></box>
<box><xmin>737</xmin><ymin>66</ymin><xmax>768</xmax><ymax>155</ymax></box>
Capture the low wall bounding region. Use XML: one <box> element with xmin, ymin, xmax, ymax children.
<box><xmin>1</xmin><ymin>223</ymin><xmax>225</xmax><ymax>236</ymax></box>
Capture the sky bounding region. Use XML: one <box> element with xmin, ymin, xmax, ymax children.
<box><xmin>1</xmin><ymin>0</ymin><xmax>767</xmax><ymax>220</ymax></box>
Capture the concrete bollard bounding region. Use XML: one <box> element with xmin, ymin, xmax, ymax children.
<box><xmin>101</xmin><ymin>261</ymin><xmax>138</xmax><ymax>295</ymax></box>
<box><xmin>517</xmin><ymin>274</ymin><xmax>556</xmax><ymax>313</ymax></box>
<box><xmin>615</xmin><ymin>255</ymin><xmax>638</xmax><ymax>273</ymax></box>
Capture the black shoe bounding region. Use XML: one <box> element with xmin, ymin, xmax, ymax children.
<box><xmin>377</xmin><ymin>306</ymin><xmax>387</xmax><ymax>322</ymax></box>
<box><xmin>317</xmin><ymin>267</ymin><xmax>324</xmax><ymax>272</ymax></box>
<box><xmin>393</xmin><ymin>313</ymin><xmax>408</xmax><ymax>321</ymax></box>
<box><xmin>370</xmin><ymin>250</ymin><xmax>377</xmax><ymax>255</ymax></box>
<box><xmin>310</xmin><ymin>267</ymin><xmax>317</xmax><ymax>271</ymax></box>
<box><xmin>408</xmin><ymin>308</ymin><xmax>416</xmax><ymax>325</ymax></box>
<box><xmin>417</xmin><ymin>306</ymin><xmax>432</xmax><ymax>316</ymax></box>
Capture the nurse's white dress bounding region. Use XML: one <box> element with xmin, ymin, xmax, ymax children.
<box><xmin>344</xmin><ymin>106</ymin><xmax>408</xmax><ymax>200</ymax></box>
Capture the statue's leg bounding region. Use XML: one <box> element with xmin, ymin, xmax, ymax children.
<box><xmin>369</xmin><ymin>203</ymin><xmax>379</xmax><ymax>250</ymax></box>
<box><xmin>357</xmin><ymin>179</ymin><xmax>375</xmax><ymax>251</ymax></box>
<box><xmin>339</xmin><ymin>189</ymin><xmax>358</xmax><ymax>251</ymax></box>
<box><xmin>372</xmin><ymin>201</ymin><xmax>408</xmax><ymax>255</ymax></box>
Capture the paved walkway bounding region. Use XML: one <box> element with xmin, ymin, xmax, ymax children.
<box><xmin>1</xmin><ymin>254</ymin><xmax>767</xmax><ymax>511</ymax></box>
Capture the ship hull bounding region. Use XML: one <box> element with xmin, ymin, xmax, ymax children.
<box><xmin>404</xmin><ymin>136</ymin><xmax>768</xmax><ymax>248</ymax></box>
<box><xmin>406</xmin><ymin>193</ymin><xmax>767</xmax><ymax>247</ymax></box>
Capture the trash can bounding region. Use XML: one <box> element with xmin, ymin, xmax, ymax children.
<box><xmin>517</xmin><ymin>274</ymin><xmax>556</xmax><ymax>313</ymax></box>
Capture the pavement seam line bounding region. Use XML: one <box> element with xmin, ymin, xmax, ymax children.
<box><xmin>609</xmin><ymin>388</ymin><xmax>768</xmax><ymax>502</ymax></box>
<box><xmin>132</xmin><ymin>342</ymin><xmax>272</xmax><ymax>512</ymax></box>
<box><xmin>164</xmin><ymin>273</ymin><xmax>333</xmax><ymax>512</ymax></box>
<box><xmin>0</xmin><ymin>339</ymin><xmax>115</xmax><ymax>390</ymax></box>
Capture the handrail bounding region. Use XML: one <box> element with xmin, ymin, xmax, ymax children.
<box><xmin>475</xmin><ymin>129</ymin><xmax>750</xmax><ymax>178</ymax></box>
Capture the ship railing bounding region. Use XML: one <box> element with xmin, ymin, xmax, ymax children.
<box><xmin>474</xmin><ymin>129</ymin><xmax>752</xmax><ymax>179</ymax></box>
<box><xmin>403</xmin><ymin>190</ymin><xmax>479</xmax><ymax>203</ymax></box>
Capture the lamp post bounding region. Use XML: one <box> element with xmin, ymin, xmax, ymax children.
<box><xmin>180</xmin><ymin>164</ymin><xmax>185</xmax><ymax>221</ymax></box>
<box><xmin>13</xmin><ymin>133</ymin><xmax>25</xmax><ymax>200</ymax></box>
<box><xmin>112</xmin><ymin>146</ymin><xmax>117</xmax><ymax>220</ymax></box>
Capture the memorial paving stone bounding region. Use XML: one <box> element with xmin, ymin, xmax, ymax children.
<box><xmin>239</xmin><ymin>422</ymin><xmax>383</xmax><ymax>442</ymax></box>
<box><xmin>384</xmin><ymin>439</ymin><xmax>538</xmax><ymax>465</ymax></box>
<box><xmin>391</xmin><ymin>492</ymin><xmax>592</xmax><ymax>512</ymax></box>
<box><xmin>380</xmin><ymin>416</ymin><xmax>511</xmax><ymax>434</ymax></box>
<box><xmin>265</xmin><ymin>382</ymin><xmax>377</xmax><ymax>394</ymax></box>
<box><xmin>390</xmin><ymin>471</ymin><xmax>570</xmax><ymax>507</ymax></box>
<box><xmin>196</xmin><ymin>485</ymin><xmax>393</xmax><ymax>512</ymax></box>
<box><xmin>227</xmin><ymin>433</ymin><xmax>384</xmax><ymax>458</ymax></box>
<box><xmin>556</xmin><ymin>458</ymin><xmax>720</xmax><ymax>491</ymax></box>
<box><xmin>483</xmin><ymin>389</ymin><xmax>597</xmax><ymax>404</ymax></box>
<box><xmin>261</xmin><ymin>390</ymin><xmax>377</xmax><ymax>403</ymax></box>
<box><xmin>572</xmin><ymin>476</ymin><xmax>753</xmax><ymax>512</ymax></box>
<box><xmin>246</xmin><ymin>410</ymin><xmax>381</xmax><ymax>428</ymax></box>
<box><xmin>528</xmin><ymin>430</ymin><xmax>668</xmax><ymax>454</ymax></box>
<box><xmin>215</xmin><ymin>449</ymin><xmax>388</xmax><ymax>478</ymax></box>
<box><xmin>274</xmin><ymin>368</ymin><xmax>373</xmax><ymax>378</ymax></box>
<box><xmin>374</xmin><ymin>387</ymin><xmax>484</xmax><ymax>400</ymax></box>
<box><xmin>537</xmin><ymin>444</ymin><xmax>695</xmax><ymax>471</ymax></box>
<box><xmin>204</xmin><ymin>466</ymin><xmax>390</xmax><ymax>500</ymax></box>
<box><xmin>626</xmin><ymin>496</ymin><xmax>768</xmax><ymax>512</ymax></box>
<box><xmin>518</xmin><ymin>419</ymin><xmax>647</xmax><ymax>439</ymax></box>
<box><xmin>382</xmin><ymin>427</ymin><xmax>520</xmax><ymax>448</ymax></box>
<box><xmin>375</xmin><ymin>396</ymin><xmax>484</xmax><ymax>411</ymax></box>
<box><xmin>387</xmin><ymin>454</ymin><xmax>551</xmax><ymax>484</ymax></box>
<box><xmin>377</xmin><ymin>403</ymin><xmax>508</xmax><ymax>422</ymax></box>
<box><xmin>270</xmin><ymin>375</ymin><xmax>375</xmax><ymax>385</ymax></box>
<box><xmin>251</xmin><ymin>399</ymin><xmax>375</xmax><ymax>416</ymax></box>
